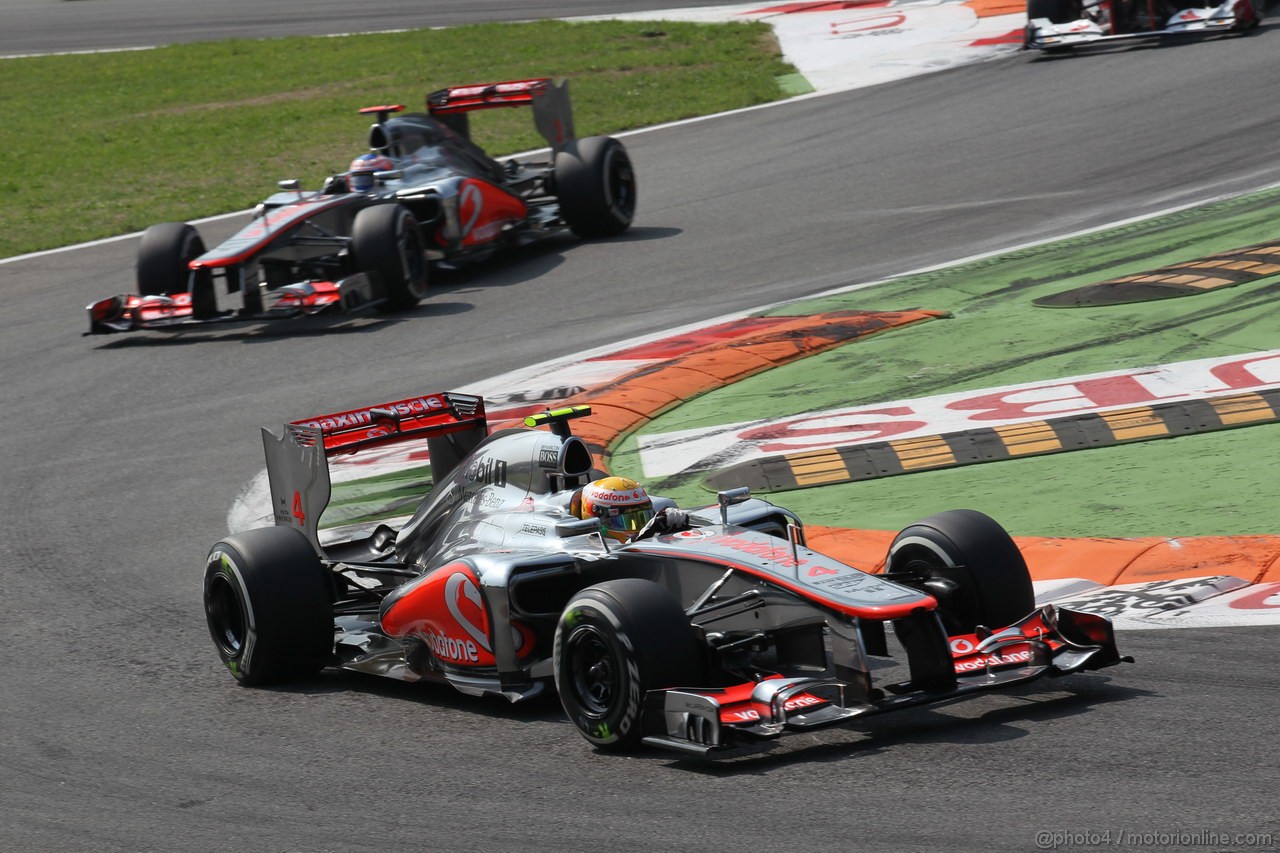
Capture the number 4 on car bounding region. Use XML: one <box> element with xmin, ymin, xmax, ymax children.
<box><xmin>202</xmin><ymin>393</ymin><xmax>1130</xmax><ymax>757</ymax></box>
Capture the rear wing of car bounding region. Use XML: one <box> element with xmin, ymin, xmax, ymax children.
<box><xmin>260</xmin><ymin>391</ymin><xmax>488</xmax><ymax>553</ymax></box>
<box><xmin>427</xmin><ymin>77</ymin><xmax>576</xmax><ymax>154</ymax></box>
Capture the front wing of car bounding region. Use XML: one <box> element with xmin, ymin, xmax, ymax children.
<box><xmin>1026</xmin><ymin>1</ymin><xmax>1251</xmax><ymax>50</ymax></box>
<box><xmin>642</xmin><ymin>604</ymin><xmax>1126</xmax><ymax>755</ymax></box>
<box><xmin>85</xmin><ymin>276</ymin><xmax>374</xmax><ymax>334</ymax></box>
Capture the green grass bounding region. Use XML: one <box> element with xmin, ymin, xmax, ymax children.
<box><xmin>1</xmin><ymin>20</ymin><xmax>796</xmax><ymax>258</ymax></box>
<box><xmin>611</xmin><ymin>187</ymin><xmax>1280</xmax><ymax>539</ymax></box>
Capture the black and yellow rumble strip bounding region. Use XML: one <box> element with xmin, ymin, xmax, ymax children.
<box><xmin>1035</xmin><ymin>241</ymin><xmax>1280</xmax><ymax>307</ymax></box>
<box><xmin>702</xmin><ymin>390</ymin><xmax>1280</xmax><ymax>493</ymax></box>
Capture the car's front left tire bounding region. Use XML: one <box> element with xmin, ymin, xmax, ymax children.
<box><xmin>554</xmin><ymin>579</ymin><xmax>704</xmax><ymax>752</ymax></box>
<box><xmin>136</xmin><ymin>221</ymin><xmax>217</xmax><ymax>316</ymax></box>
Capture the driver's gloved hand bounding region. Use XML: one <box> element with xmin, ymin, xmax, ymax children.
<box><xmin>653</xmin><ymin>508</ymin><xmax>690</xmax><ymax>533</ymax></box>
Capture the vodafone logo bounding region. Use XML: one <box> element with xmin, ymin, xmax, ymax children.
<box><xmin>381</xmin><ymin>563</ymin><xmax>531</xmax><ymax>667</ymax></box>
<box><xmin>674</xmin><ymin>528</ymin><xmax>717</xmax><ymax>540</ymax></box>
<box><xmin>950</xmin><ymin>638</ymin><xmax>976</xmax><ymax>654</ymax></box>
<box><xmin>425</xmin><ymin>630</ymin><xmax>479</xmax><ymax>663</ymax></box>
<box><xmin>584</xmin><ymin>487</ymin><xmax>647</xmax><ymax>504</ymax></box>
<box><xmin>445</xmin><ymin>572</ymin><xmax>491</xmax><ymax>653</ymax></box>
<box><xmin>954</xmin><ymin>648</ymin><xmax>1033</xmax><ymax>673</ymax></box>
<box><xmin>724</xmin><ymin>693</ymin><xmax>826</xmax><ymax>723</ymax></box>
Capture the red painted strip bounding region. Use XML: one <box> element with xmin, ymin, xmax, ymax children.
<box><xmin>970</xmin><ymin>28</ymin><xmax>1027</xmax><ymax>45</ymax></box>
<box><xmin>589</xmin><ymin>317</ymin><xmax>804</xmax><ymax>362</ymax></box>
<box><xmin>743</xmin><ymin>1</ymin><xmax>892</xmax><ymax>14</ymax></box>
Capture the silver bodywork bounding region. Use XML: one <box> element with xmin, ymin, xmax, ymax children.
<box><xmin>255</xmin><ymin>394</ymin><xmax>1125</xmax><ymax>755</ymax></box>
<box><xmin>1025</xmin><ymin>0</ymin><xmax>1259</xmax><ymax>50</ymax></box>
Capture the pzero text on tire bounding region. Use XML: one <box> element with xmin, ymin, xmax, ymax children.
<box><xmin>553</xmin><ymin>136</ymin><xmax>636</xmax><ymax>239</ymax></box>
<box><xmin>886</xmin><ymin>509</ymin><xmax>1034</xmax><ymax>633</ymax></box>
<box><xmin>553</xmin><ymin>578</ymin><xmax>704</xmax><ymax>752</ymax></box>
<box><xmin>350</xmin><ymin>203</ymin><xmax>429</xmax><ymax>311</ymax></box>
<box><xmin>203</xmin><ymin>526</ymin><xmax>334</xmax><ymax>686</ymax></box>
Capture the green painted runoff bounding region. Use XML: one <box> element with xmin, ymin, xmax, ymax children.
<box><xmin>612</xmin><ymin>187</ymin><xmax>1280</xmax><ymax>539</ymax></box>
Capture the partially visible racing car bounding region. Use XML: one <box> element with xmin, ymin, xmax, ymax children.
<box><xmin>87</xmin><ymin>78</ymin><xmax>636</xmax><ymax>334</ymax></box>
<box><xmin>1024</xmin><ymin>0</ymin><xmax>1264</xmax><ymax>50</ymax></box>
<box><xmin>202</xmin><ymin>393</ymin><xmax>1128</xmax><ymax>756</ymax></box>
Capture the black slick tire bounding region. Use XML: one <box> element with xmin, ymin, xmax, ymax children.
<box><xmin>553</xmin><ymin>136</ymin><xmax>636</xmax><ymax>239</ymax></box>
<box><xmin>554</xmin><ymin>579</ymin><xmax>704</xmax><ymax>752</ymax></box>
<box><xmin>203</xmin><ymin>526</ymin><xmax>334</xmax><ymax>686</ymax></box>
<box><xmin>136</xmin><ymin>220</ymin><xmax>211</xmax><ymax>300</ymax></box>
<box><xmin>350</xmin><ymin>203</ymin><xmax>428</xmax><ymax>312</ymax></box>
<box><xmin>886</xmin><ymin>509</ymin><xmax>1034</xmax><ymax>633</ymax></box>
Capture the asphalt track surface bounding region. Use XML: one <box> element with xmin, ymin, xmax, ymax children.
<box><xmin>4</xmin><ymin>8</ymin><xmax>1280</xmax><ymax>853</ymax></box>
<box><xmin>0</xmin><ymin>0</ymin><xmax>735</xmax><ymax>56</ymax></box>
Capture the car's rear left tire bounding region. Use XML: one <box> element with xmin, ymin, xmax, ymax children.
<box><xmin>204</xmin><ymin>526</ymin><xmax>334</xmax><ymax>686</ymax></box>
<box><xmin>553</xmin><ymin>136</ymin><xmax>636</xmax><ymax>239</ymax></box>
<box><xmin>554</xmin><ymin>579</ymin><xmax>704</xmax><ymax>752</ymax></box>
<box><xmin>350</xmin><ymin>203</ymin><xmax>429</xmax><ymax>312</ymax></box>
<box><xmin>886</xmin><ymin>509</ymin><xmax>1034</xmax><ymax>634</ymax></box>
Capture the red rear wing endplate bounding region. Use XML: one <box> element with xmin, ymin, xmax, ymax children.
<box><xmin>287</xmin><ymin>391</ymin><xmax>487</xmax><ymax>455</ymax></box>
<box><xmin>427</xmin><ymin>78</ymin><xmax>551</xmax><ymax>114</ymax></box>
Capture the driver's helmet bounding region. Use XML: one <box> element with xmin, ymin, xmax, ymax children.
<box><xmin>576</xmin><ymin>476</ymin><xmax>655</xmax><ymax>542</ymax></box>
<box><xmin>347</xmin><ymin>152</ymin><xmax>394</xmax><ymax>192</ymax></box>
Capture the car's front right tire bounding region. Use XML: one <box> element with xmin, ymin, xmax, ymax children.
<box><xmin>350</xmin><ymin>203</ymin><xmax>429</xmax><ymax>312</ymax></box>
<box><xmin>886</xmin><ymin>509</ymin><xmax>1035</xmax><ymax>633</ymax></box>
<box><xmin>553</xmin><ymin>136</ymin><xmax>637</xmax><ymax>239</ymax></box>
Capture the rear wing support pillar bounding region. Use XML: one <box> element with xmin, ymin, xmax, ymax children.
<box><xmin>426</xmin><ymin>78</ymin><xmax>576</xmax><ymax>154</ymax></box>
<box><xmin>262</xmin><ymin>424</ymin><xmax>331</xmax><ymax>554</ymax></box>
<box><xmin>259</xmin><ymin>392</ymin><xmax>488</xmax><ymax>556</ymax></box>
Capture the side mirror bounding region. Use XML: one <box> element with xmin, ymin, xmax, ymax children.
<box><xmin>555</xmin><ymin>517</ymin><xmax>601</xmax><ymax>538</ymax></box>
<box><xmin>717</xmin><ymin>487</ymin><xmax>751</xmax><ymax>526</ymax></box>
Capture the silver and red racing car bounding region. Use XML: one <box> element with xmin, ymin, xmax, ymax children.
<box><xmin>203</xmin><ymin>393</ymin><xmax>1127</xmax><ymax>756</ymax></box>
<box><xmin>1025</xmin><ymin>0</ymin><xmax>1264</xmax><ymax>50</ymax></box>
<box><xmin>88</xmin><ymin>78</ymin><xmax>635</xmax><ymax>334</ymax></box>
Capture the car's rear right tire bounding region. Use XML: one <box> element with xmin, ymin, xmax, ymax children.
<box><xmin>554</xmin><ymin>579</ymin><xmax>704</xmax><ymax>752</ymax></box>
<box><xmin>350</xmin><ymin>203</ymin><xmax>429</xmax><ymax>312</ymax></box>
<box><xmin>204</xmin><ymin>526</ymin><xmax>334</xmax><ymax>686</ymax></box>
<box><xmin>553</xmin><ymin>136</ymin><xmax>636</xmax><ymax>239</ymax></box>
